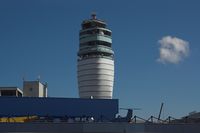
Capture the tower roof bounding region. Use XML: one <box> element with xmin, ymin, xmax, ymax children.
<box><xmin>81</xmin><ymin>14</ymin><xmax>106</xmax><ymax>29</ymax></box>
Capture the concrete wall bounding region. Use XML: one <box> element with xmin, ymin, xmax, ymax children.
<box><xmin>23</xmin><ymin>81</ymin><xmax>47</xmax><ymax>97</ymax></box>
<box><xmin>0</xmin><ymin>123</ymin><xmax>199</xmax><ymax>133</ymax></box>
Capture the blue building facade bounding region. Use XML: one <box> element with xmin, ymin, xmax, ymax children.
<box><xmin>0</xmin><ymin>97</ymin><xmax>118</xmax><ymax>121</ymax></box>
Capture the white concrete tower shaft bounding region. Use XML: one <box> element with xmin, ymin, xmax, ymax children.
<box><xmin>77</xmin><ymin>14</ymin><xmax>114</xmax><ymax>99</ymax></box>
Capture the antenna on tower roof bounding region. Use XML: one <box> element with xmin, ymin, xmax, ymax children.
<box><xmin>37</xmin><ymin>75</ymin><xmax>41</xmax><ymax>82</ymax></box>
<box><xmin>91</xmin><ymin>12</ymin><xmax>97</xmax><ymax>19</ymax></box>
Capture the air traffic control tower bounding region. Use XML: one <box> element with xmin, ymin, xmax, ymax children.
<box><xmin>78</xmin><ymin>14</ymin><xmax>114</xmax><ymax>99</ymax></box>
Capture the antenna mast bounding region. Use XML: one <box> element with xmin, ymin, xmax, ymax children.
<box><xmin>158</xmin><ymin>102</ymin><xmax>164</xmax><ymax>120</ymax></box>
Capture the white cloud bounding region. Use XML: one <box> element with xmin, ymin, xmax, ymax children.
<box><xmin>157</xmin><ymin>36</ymin><xmax>190</xmax><ymax>64</ymax></box>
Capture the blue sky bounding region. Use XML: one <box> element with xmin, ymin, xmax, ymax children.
<box><xmin>0</xmin><ymin>0</ymin><xmax>200</xmax><ymax>118</ymax></box>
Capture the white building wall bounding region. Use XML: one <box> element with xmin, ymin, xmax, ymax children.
<box><xmin>78</xmin><ymin>58</ymin><xmax>114</xmax><ymax>99</ymax></box>
<box><xmin>38</xmin><ymin>82</ymin><xmax>44</xmax><ymax>97</ymax></box>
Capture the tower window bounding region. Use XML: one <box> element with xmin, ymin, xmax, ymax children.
<box><xmin>80</xmin><ymin>29</ymin><xmax>111</xmax><ymax>36</ymax></box>
<box><xmin>80</xmin><ymin>41</ymin><xmax>111</xmax><ymax>47</ymax></box>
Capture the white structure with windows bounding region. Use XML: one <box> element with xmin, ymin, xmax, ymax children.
<box><xmin>0</xmin><ymin>87</ymin><xmax>23</xmax><ymax>97</ymax></box>
<box><xmin>23</xmin><ymin>81</ymin><xmax>47</xmax><ymax>97</ymax></box>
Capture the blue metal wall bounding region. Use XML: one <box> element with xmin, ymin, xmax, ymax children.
<box><xmin>0</xmin><ymin>97</ymin><xmax>118</xmax><ymax>120</ymax></box>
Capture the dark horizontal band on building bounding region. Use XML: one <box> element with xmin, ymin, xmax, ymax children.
<box><xmin>80</xmin><ymin>29</ymin><xmax>111</xmax><ymax>36</ymax></box>
<box><xmin>80</xmin><ymin>40</ymin><xmax>111</xmax><ymax>47</ymax></box>
<box><xmin>81</xmin><ymin>20</ymin><xmax>106</xmax><ymax>30</ymax></box>
<box><xmin>78</xmin><ymin>62</ymin><xmax>114</xmax><ymax>67</ymax></box>
<box><xmin>78</xmin><ymin>56</ymin><xmax>114</xmax><ymax>61</ymax></box>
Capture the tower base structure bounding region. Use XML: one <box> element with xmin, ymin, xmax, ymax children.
<box><xmin>78</xmin><ymin>57</ymin><xmax>114</xmax><ymax>99</ymax></box>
